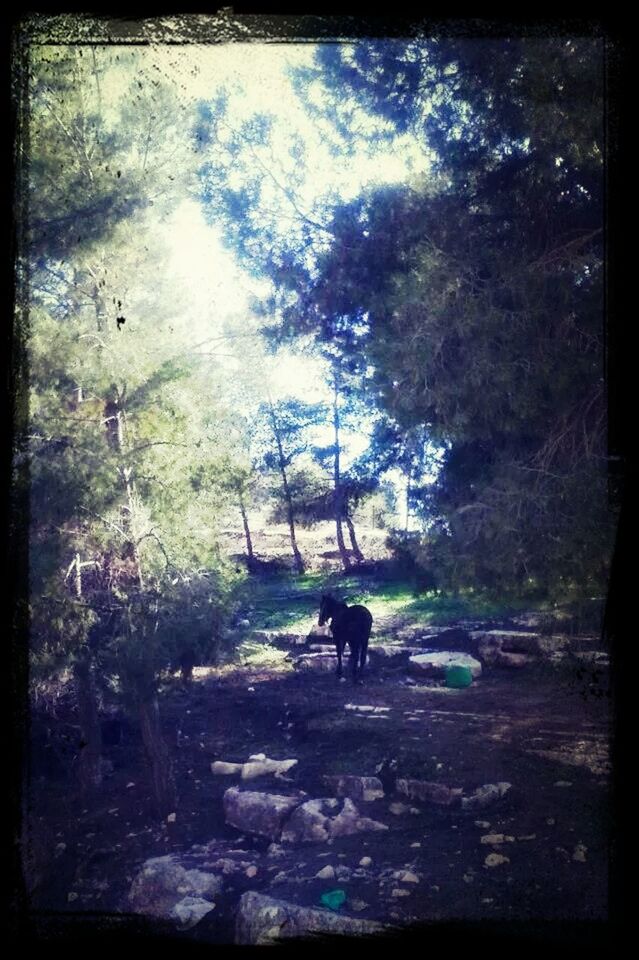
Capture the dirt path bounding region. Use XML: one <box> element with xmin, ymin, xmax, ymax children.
<box><xmin>25</xmin><ymin>636</ymin><xmax>611</xmax><ymax>942</ymax></box>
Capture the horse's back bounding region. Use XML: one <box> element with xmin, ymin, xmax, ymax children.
<box><xmin>344</xmin><ymin>604</ymin><xmax>373</xmax><ymax>636</ymax></box>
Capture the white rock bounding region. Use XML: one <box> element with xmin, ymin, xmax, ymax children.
<box><xmin>235</xmin><ymin>891</ymin><xmax>386</xmax><ymax>944</ymax></box>
<box><xmin>315</xmin><ymin>865</ymin><xmax>335</xmax><ymax>880</ymax></box>
<box><xmin>409</xmin><ymin>651</ymin><xmax>482</xmax><ymax>679</ymax></box>
<box><xmin>359</xmin><ymin>856</ymin><xmax>372</xmax><ymax>868</ymax></box>
<box><xmin>171</xmin><ymin>896</ymin><xmax>216</xmax><ymax>929</ymax></box>
<box><xmin>461</xmin><ymin>782</ymin><xmax>511</xmax><ymax>810</ymax></box>
<box><xmin>241</xmin><ymin>758</ymin><xmax>298</xmax><ymax>780</ymax></box>
<box><xmin>211</xmin><ymin>761</ymin><xmax>243</xmax><ymax>776</ymax></box>
<box><xmin>392</xmin><ymin>870</ymin><xmax>419</xmax><ymax>883</ymax></box>
<box><xmin>484</xmin><ymin>853</ymin><xmax>510</xmax><ymax>867</ymax></box>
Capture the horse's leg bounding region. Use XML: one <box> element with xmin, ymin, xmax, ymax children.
<box><xmin>351</xmin><ymin>640</ymin><xmax>360</xmax><ymax>684</ymax></box>
<box><xmin>335</xmin><ymin>636</ymin><xmax>344</xmax><ymax>679</ymax></box>
<box><xmin>359</xmin><ymin>636</ymin><xmax>368</xmax><ymax>680</ymax></box>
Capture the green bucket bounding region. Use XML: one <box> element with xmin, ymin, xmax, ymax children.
<box><xmin>445</xmin><ymin>665</ymin><xmax>473</xmax><ymax>688</ymax></box>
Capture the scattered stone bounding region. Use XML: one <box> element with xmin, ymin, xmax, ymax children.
<box><xmin>463</xmin><ymin>871</ymin><xmax>475</xmax><ymax>884</ymax></box>
<box><xmin>280</xmin><ymin>798</ymin><xmax>338</xmax><ymax>843</ymax></box>
<box><xmin>350</xmin><ymin>899</ymin><xmax>369</xmax><ymax>912</ymax></box>
<box><xmin>223</xmin><ymin>788</ymin><xmax>302</xmax><ymax>841</ymax></box>
<box><xmin>293</xmin><ymin>653</ymin><xmax>338</xmax><ymax>673</ymax></box>
<box><xmin>235</xmin><ymin>892</ymin><xmax>386</xmax><ymax>944</ymax></box>
<box><xmin>573</xmin><ymin>843</ymin><xmax>588</xmax><ymax>862</ymax></box>
<box><xmin>213</xmin><ymin>755</ymin><xmax>298</xmax><ymax>780</ymax></box>
<box><xmin>410</xmin><ymin>843</ymin><xmax>421</xmax><ymax>849</ymax></box>
<box><xmin>344</xmin><ymin>704</ymin><xmax>390</xmax><ymax>713</ymax></box>
<box><xmin>480</xmin><ymin>834</ymin><xmax>515</xmax><ymax>845</ymax></box>
<box><xmin>254</xmin><ymin>631</ymin><xmax>307</xmax><ymax>647</ymax></box>
<box><xmin>330</xmin><ymin>798</ymin><xmax>389</xmax><ymax>839</ymax></box>
<box><xmin>484</xmin><ymin>853</ymin><xmax>510</xmax><ymax>868</ymax></box>
<box><xmin>166</xmin><ymin>812</ymin><xmax>176</xmax><ymax>823</ymax></box>
<box><xmin>172</xmin><ymin>896</ymin><xmax>217</xmax><ymax>929</ymax></box>
<box><xmin>396</xmin><ymin>778</ymin><xmax>463</xmax><ymax>807</ymax></box>
<box><xmin>546</xmin><ymin>818</ymin><xmax>556</xmax><ymax>826</ymax></box>
<box><xmin>554</xmin><ymin>781</ymin><xmax>573</xmax><ymax>788</ymax></box>
<box><xmin>323</xmin><ymin>775</ymin><xmax>384</xmax><ymax>802</ymax></box>
<box><xmin>367</xmin><ymin>645</ymin><xmax>422</xmax><ymax>667</ymax></box>
<box><xmin>389</xmin><ymin>802</ymin><xmax>411</xmax><ymax>815</ymax></box>
<box><xmin>67</xmin><ymin>892</ymin><xmax>78</xmax><ymax>903</ymax></box>
<box><xmin>461</xmin><ymin>782</ymin><xmax>511</xmax><ymax>810</ymax></box>
<box><xmin>359</xmin><ymin>856</ymin><xmax>372</xmax><ymax>868</ymax></box>
<box><xmin>475</xmin><ymin>820</ymin><xmax>491</xmax><ymax>828</ymax></box>
<box><xmin>128</xmin><ymin>855</ymin><xmax>222</xmax><ymax>927</ymax></box>
<box><xmin>281</xmin><ymin>796</ymin><xmax>388</xmax><ymax>843</ymax></box>
<box><xmin>316</xmin><ymin>865</ymin><xmax>336</xmax><ymax>880</ymax></box>
<box><xmin>267</xmin><ymin>843</ymin><xmax>286</xmax><ymax>858</ymax></box>
<box><xmin>409</xmin><ymin>651</ymin><xmax>482</xmax><ymax>679</ymax></box>
<box><xmin>245</xmin><ymin>865</ymin><xmax>258</xmax><ymax>878</ymax></box>
<box><xmin>517</xmin><ymin>834</ymin><xmax>537</xmax><ymax>841</ymax></box>
<box><xmin>242</xmin><ymin>757</ymin><xmax>298</xmax><ymax>780</ymax></box>
<box><xmin>391</xmin><ymin>888</ymin><xmax>411</xmax><ymax>898</ymax></box>
<box><xmin>392</xmin><ymin>870</ymin><xmax>419</xmax><ymax>883</ymax></box>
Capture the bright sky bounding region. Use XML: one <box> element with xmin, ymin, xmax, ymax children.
<box><xmin>150</xmin><ymin>42</ymin><xmax>430</xmax><ymax>471</ymax></box>
<box><xmin>66</xmin><ymin>41</ymin><xmax>432</xmax><ymax>482</ymax></box>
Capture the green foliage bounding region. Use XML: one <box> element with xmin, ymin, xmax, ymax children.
<box><xmin>232</xmin><ymin>38</ymin><xmax>614</xmax><ymax>600</ymax></box>
<box><xmin>21</xmin><ymin>48</ymin><xmax>248</xmax><ymax>699</ymax></box>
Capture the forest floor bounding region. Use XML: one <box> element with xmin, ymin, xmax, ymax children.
<box><xmin>23</xmin><ymin>557</ymin><xmax>614</xmax><ymax>946</ymax></box>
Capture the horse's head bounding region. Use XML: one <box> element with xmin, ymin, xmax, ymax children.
<box><xmin>318</xmin><ymin>594</ymin><xmax>332</xmax><ymax>626</ymax></box>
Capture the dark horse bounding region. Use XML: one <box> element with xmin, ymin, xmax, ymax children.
<box><xmin>318</xmin><ymin>594</ymin><xmax>373</xmax><ymax>684</ymax></box>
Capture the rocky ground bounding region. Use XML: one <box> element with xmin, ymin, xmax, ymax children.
<box><xmin>23</xmin><ymin>611</ymin><xmax>613</xmax><ymax>947</ymax></box>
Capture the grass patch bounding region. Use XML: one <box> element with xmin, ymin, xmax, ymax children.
<box><xmin>235</xmin><ymin>569</ymin><xmax>558</xmax><ymax>633</ymax></box>
<box><xmin>234</xmin><ymin>638</ymin><xmax>293</xmax><ymax>671</ymax></box>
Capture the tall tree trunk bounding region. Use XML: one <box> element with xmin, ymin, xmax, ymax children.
<box><xmin>238</xmin><ymin>490</ymin><xmax>255</xmax><ymax>563</ymax></box>
<box><xmin>74</xmin><ymin>656</ymin><xmax>103</xmax><ymax>796</ymax></box>
<box><xmin>70</xmin><ymin>557</ymin><xmax>103</xmax><ymax>794</ymax></box>
<box><xmin>345</xmin><ymin>514</ymin><xmax>365</xmax><ymax>562</ymax></box>
<box><xmin>405</xmin><ymin>478</ymin><xmax>411</xmax><ymax>533</ymax></box>
<box><xmin>138</xmin><ymin>690</ymin><xmax>177</xmax><ymax>818</ymax></box>
<box><xmin>269</xmin><ymin>404</ymin><xmax>305</xmax><ymax>574</ymax></box>
<box><xmin>104</xmin><ymin>392</ymin><xmax>144</xmax><ymax>588</ymax></box>
<box><xmin>332</xmin><ymin>373</ymin><xmax>351</xmax><ymax>571</ymax></box>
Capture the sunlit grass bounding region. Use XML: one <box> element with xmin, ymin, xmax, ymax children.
<box><xmin>235</xmin><ymin>639</ymin><xmax>293</xmax><ymax>670</ymax></box>
<box><xmin>236</xmin><ymin>568</ymin><xmax>551</xmax><ymax>633</ymax></box>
